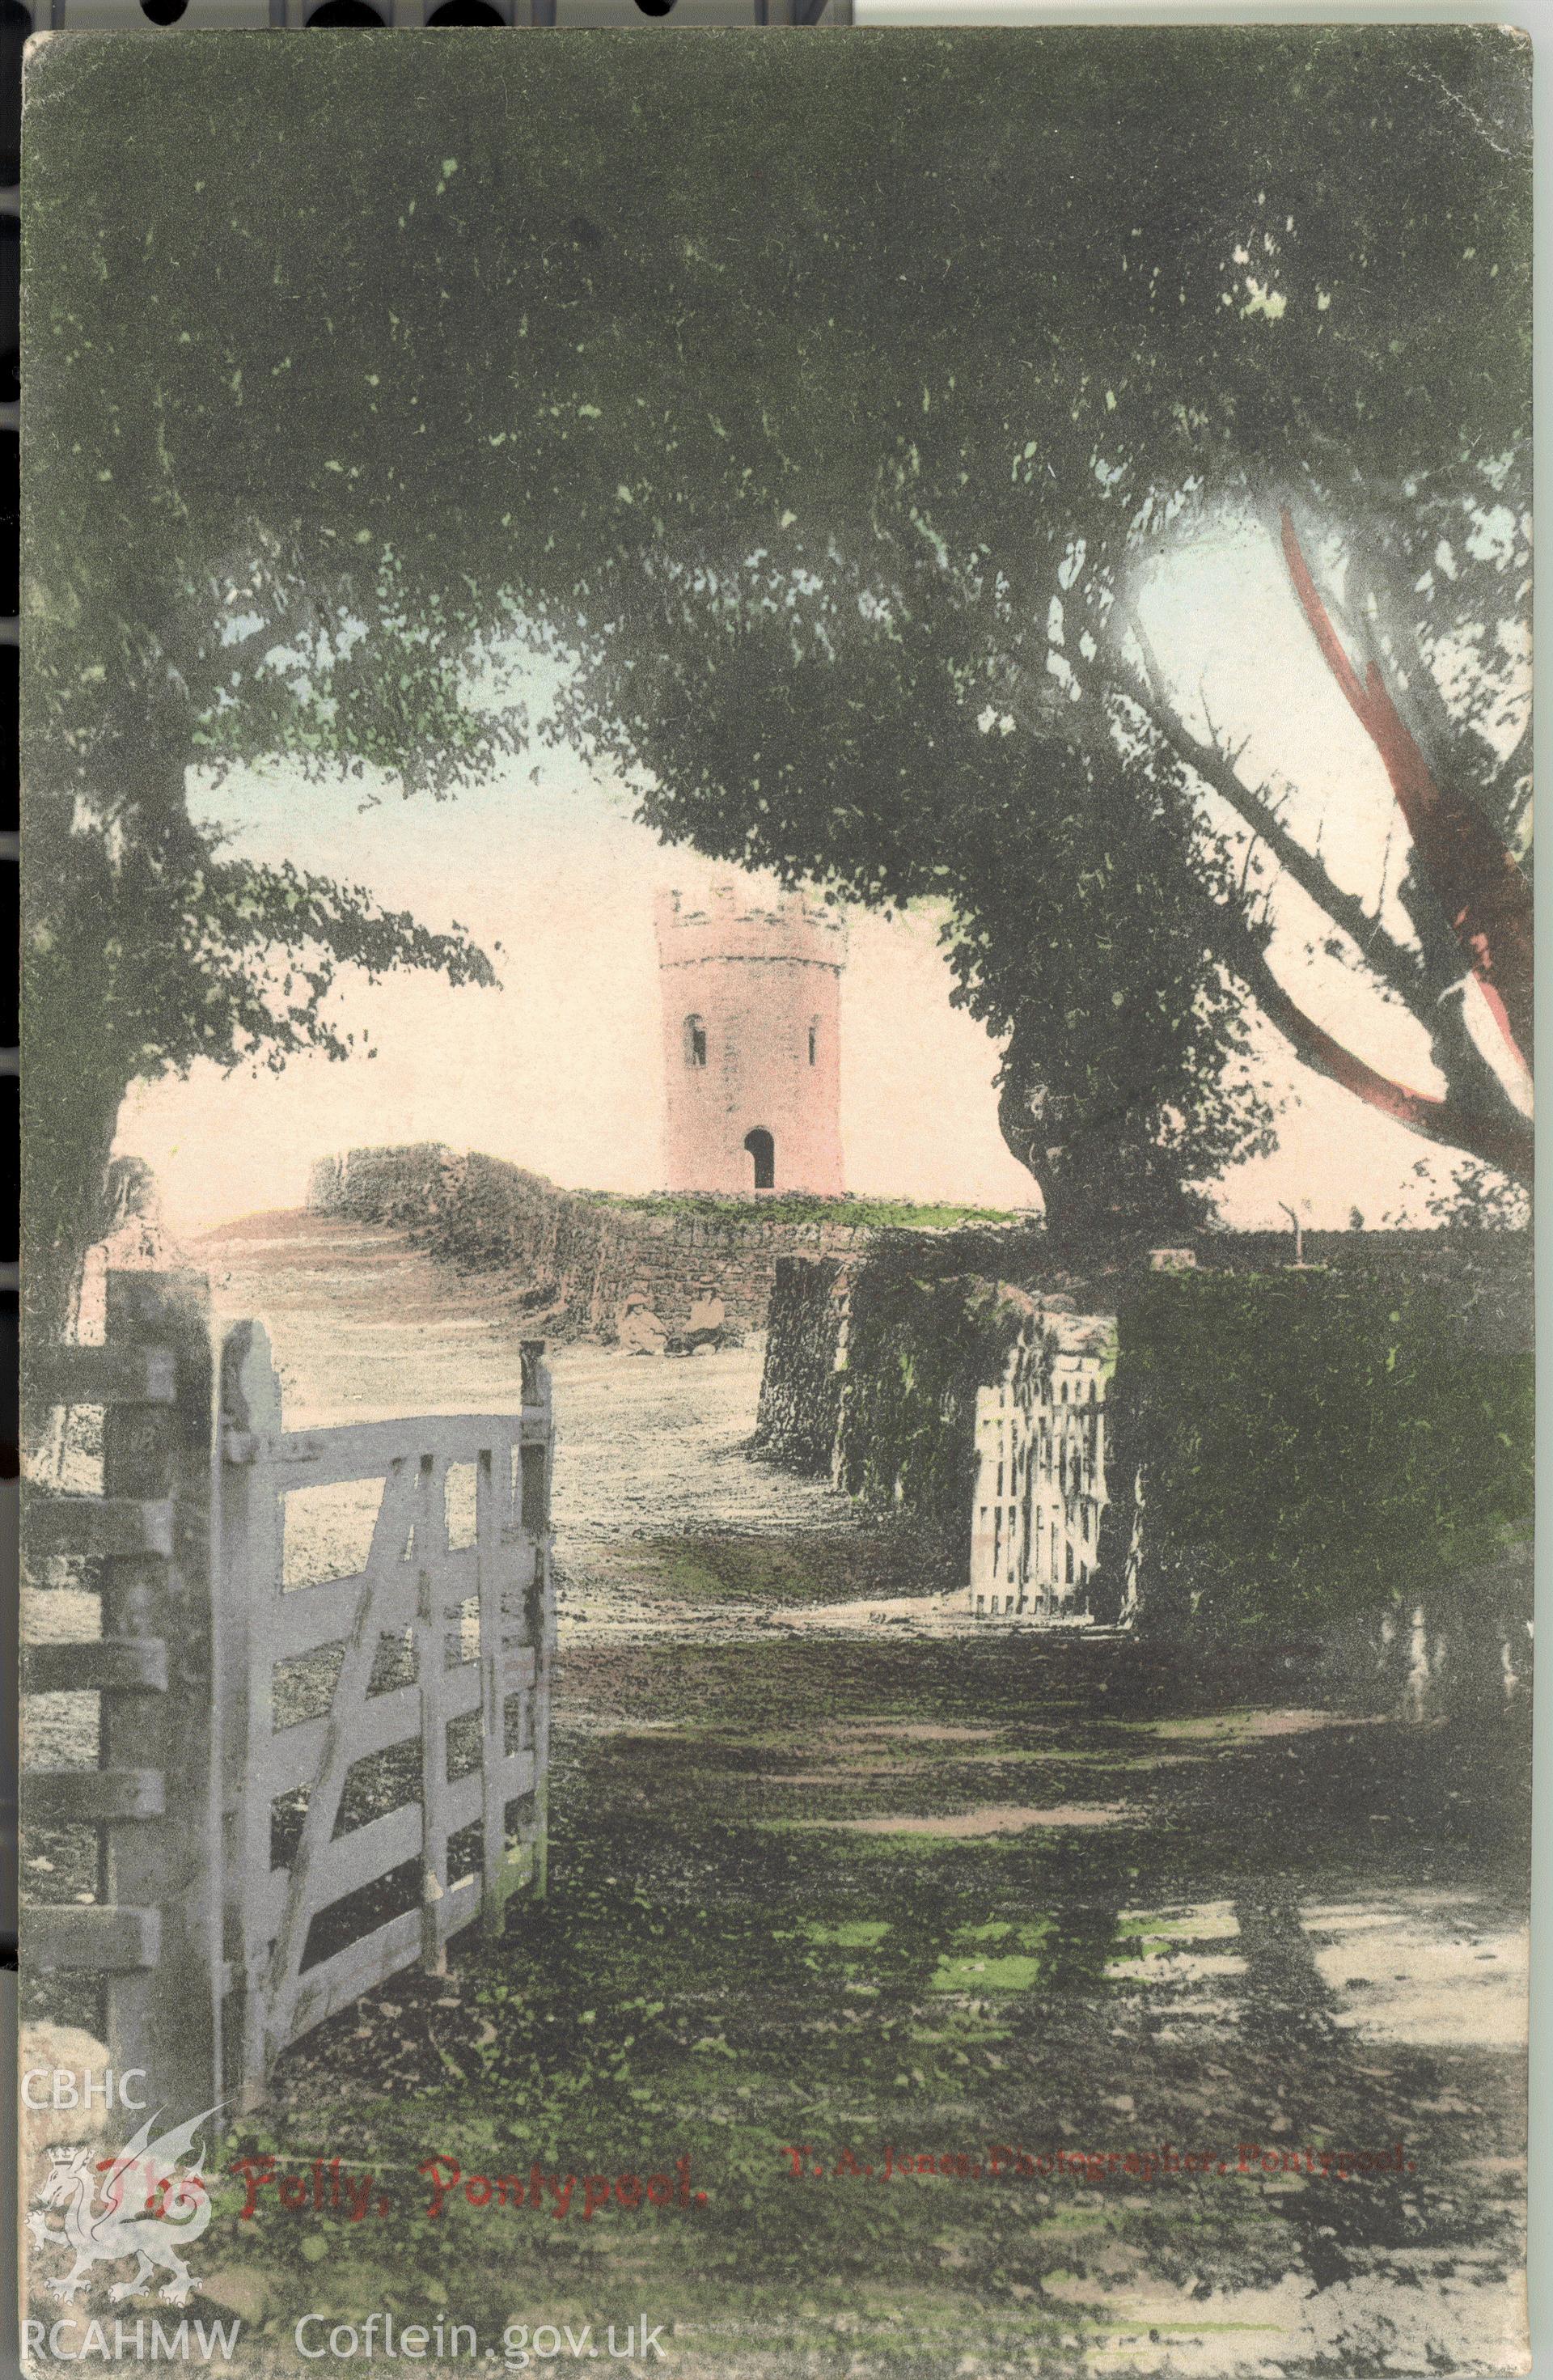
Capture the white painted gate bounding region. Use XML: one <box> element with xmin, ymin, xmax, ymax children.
<box><xmin>219</xmin><ymin>1319</ymin><xmax>554</xmax><ymax>2105</ymax></box>
<box><xmin>24</xmin><ymin>1270</ymin><xmax>556</xmax><ymax>2121</ymax></box>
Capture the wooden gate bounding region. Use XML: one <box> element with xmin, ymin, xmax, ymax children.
<box><xmin>23</xmin><ymin>1270</ymin><xmax>556</xmax><ymax>2121</ymax></box>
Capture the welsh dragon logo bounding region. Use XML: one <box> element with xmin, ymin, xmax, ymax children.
<box><xmin>28</xmin><ymin>2106</ymin><xmax>220</xmax><ymax>2307</ymax></box>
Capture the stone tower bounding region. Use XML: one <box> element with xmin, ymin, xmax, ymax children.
<box><xmin>655</xmin><ymin>883</ymin><xmax>845</xmax><ymax>1196</ymax></box>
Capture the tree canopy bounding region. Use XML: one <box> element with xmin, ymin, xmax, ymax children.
<box><xmin>23</xmin><ymin>27</ymin><xmax>1531</xmax><ymax>1313</ymax></box>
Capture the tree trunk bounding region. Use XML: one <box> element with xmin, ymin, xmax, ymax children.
<box><xmin>22</xmin><ymin>1022</ymin><xmax>130</xmax><ymax>1391</ymax></box>
<box><xmin>22</xmin><ymin>752</ymin><xmax>193</xmax><ymax>1416</ymax></box>
<box><xmin>996</xmin><ymin>1036</ymin><xmax>1204</xmax><ymax>1247</ymax></box>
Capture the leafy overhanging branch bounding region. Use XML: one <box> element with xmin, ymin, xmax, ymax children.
<box><xmin>19</xmin><ymin>27</ymin><xmax>1533</xmax><ymax>1314</ymax></box>
<box><xmin>28</xmin><ymin>798</ymin><xmax>497</xmax><ymax>1082</ymax></box>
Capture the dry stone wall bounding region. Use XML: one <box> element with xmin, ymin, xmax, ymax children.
<box><xmin>755</xmin><ymin>1226</ymin><xmax>1533</xmax><ymax>1714</ymax></box>
<box><xmin>307</xmin><ymin>1146</ymin><xmax>1040</xmax><ymax>1343</ymax></box>
<box><xmin>753</xmin><ymin>1256</ymin><xmax>855</xmax><ymax>1474</ymax></box>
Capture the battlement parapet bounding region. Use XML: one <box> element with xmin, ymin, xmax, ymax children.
<box><xmin>654</xmin><ymin>883</ymin><xmax>845</xmax><ymax>972</ymax></box>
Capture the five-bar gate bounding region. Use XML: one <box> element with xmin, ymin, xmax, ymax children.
<box><xmin>23</xmin><ymin>1269</ymin><xmax>556</xmax><ymax>2120</ymax></box>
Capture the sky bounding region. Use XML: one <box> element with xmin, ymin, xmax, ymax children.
<box><xmin>114</xmin><ymin>523</ymin><xmax>1522</xmax><ymax>1243</ymax></box>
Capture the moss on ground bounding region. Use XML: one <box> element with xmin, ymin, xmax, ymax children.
<box><xmin>582</xmin><ymin>1190</ymin><xmax>1031</xmax><ymax>1231</ymax></box>
<box><xmin>637</xmin><ymin>1526</ymin><xmax>947</xmax><ymax>1606</ymax></box>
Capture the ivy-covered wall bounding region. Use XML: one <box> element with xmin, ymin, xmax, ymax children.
<box><xmin>756</xmin><ymin>1238</ymin><xmax>1532</xmax><ymax>1673</ymax></box>
<box><xmin>752</xmin><ymin>1256</ymin><xmax>853</xmax><ymax>1475</ymax></box>
<box><xmin>836</xmin><ymin>1272</ymin><xmax>1043</xmax><ymax>1550</ymax></box>
<box><xmin>1107</xmin><ymin>1268</ymin><xmax>1534</xmax><ymax>1637</ymax></box>
<box><xmin>757</xmin><ymin>1262</ymin><xmax>1052</xmax><ymax>1573</ymax></box>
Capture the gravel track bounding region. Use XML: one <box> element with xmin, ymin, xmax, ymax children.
<box><xmin>199</xmin><ymin>1209</ymin><xmax>887</xmax><ymax>1640</ymax></box>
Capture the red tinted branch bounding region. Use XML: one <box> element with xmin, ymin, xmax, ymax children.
<box><xmin>1279</xmin><ymin>509</ymin><xmax>1534</xmax><ymax>1074</ymax></box>
<box><xmin>1239</xmin><ymin>940</ymin><xmax>1533</xmax><ymax>1184</ymax></box>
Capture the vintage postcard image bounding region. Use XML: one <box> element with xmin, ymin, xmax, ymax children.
<box><xmin>19</xmin><ymin>27</ymin><xmax>1533</xmax><ymax>2378</ymax></box>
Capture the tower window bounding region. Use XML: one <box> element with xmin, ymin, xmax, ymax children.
<box><xmin>743</xmin><ymin>1128</ymin><xmax>775</xmax><ymax>1191</ymax></box>
<box><xmin>807</xmin><ymin>1018</ymin><xmax>819</xmax><ymax>1066</ymax></box>
<box><xmin>683</xmin><ymin>1014</ymin><xmax>707</xmax><ymax>1069</ymax></box>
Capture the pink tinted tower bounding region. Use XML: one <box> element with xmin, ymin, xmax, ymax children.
<box><xmin>655</xmin><ymin>883</ymin><xmax>845</xmax><ymax>1196</ymax></box>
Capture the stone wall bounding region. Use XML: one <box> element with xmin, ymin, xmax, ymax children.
<box><xmin>754</xmin><ymin>1255</ymin><xmax>855</xmax><ymax>1473</ymax></box>
<box><xmin>307</xmin><ymin>1146</ymin><xmax>1043</xmax><ymax>1342</ymax></box>
<box><xmin>755</xmin><ymin>1254</ymin><xmax>1059</xmax><ymax>1577</ymax></box>
<box><xmin>753</xmin><ymin>1220</ymin><xmax>1070</xmax><ymax>1474</ymax></box>
<box><xmin>311</xmin><ymin>1146</ymin><xmax>618</xmax><ymax>1333</ymax></box>
<box><xmin>755</xmin><ymin>1253</ymin><xmax>1120</xmax><ymax>1606</ymax></box>
<box><xmin>755</xmin><ymin>1228</ymin><xmax>1533</xmax><ymax>1714</ymax></box>
<box><xmin>755</xmin><ymin>1226</ymin><xmax>1532</xmax><ymax>1475</ymax></box>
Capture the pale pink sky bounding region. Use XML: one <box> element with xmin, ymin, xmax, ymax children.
<box><xmin>116</xmin><ymin>527</ymin><xmax>1516</xmax><ymax>1238</ymax></box>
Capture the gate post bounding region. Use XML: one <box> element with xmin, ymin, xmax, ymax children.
<box><xmin>99</xmin><ymin>1271</ymin><xmax>224</xmax><ymax>2125</ymax></box>
<box><xmin>519</xmin><ymin>1339</ymin><xmax>555</xmax><ymax>1902</ymax></box>
<box><xmin>216</xmin><ymin>1319</ymin><xmax>285</xmax><ymax>2109</ymax></box>
<box><xmin>25</xmin><ymin>1270</ymin><xmax>225</xmax><ymax>2128</ymax></box>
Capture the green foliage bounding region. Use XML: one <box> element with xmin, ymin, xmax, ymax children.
<box><xmin>31</xmin><ymin>803</ymin><xmax>496</xmax><ymax>1084</ymax></box>
<box><xmin>836</xmin><ymin>1275</ymin><xmax>1043</xmax><ymax>1558</ymax></box>
<box><xmin>22</xmin><ymin>790</ymin><xmax>496</xmax><ymax>1346</ymax></box>
<box><xmin>1423</xmin><ymin>1159</ymin><xmax>1533</xmax><ymax>1233</ymax></box>
<box><xmin>584</xmin><ymin>1189</ymin><xmax>1026</xmax><ymax>1231</ymax></box>
<box><xmin>1112</xmin><ymin>1272</ymin><xmax>1534</xmax><ymax>1634</ymax></box>
<box><xmin>21</xmin><ymin>29</ymin><xmax>1531</xmax><ymax>1315</ymax></box>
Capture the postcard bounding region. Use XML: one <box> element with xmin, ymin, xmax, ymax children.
<box><xmin>19</xmin><ymin>25</ymin><xmax>1533</xmax><ymax>2377</ymax></box>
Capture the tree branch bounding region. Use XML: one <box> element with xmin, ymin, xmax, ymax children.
<box><xmin>205</xmin><ymin>599</ymin><xmax>320</xmax><ymax>681</ymax></box>
<box><xmin>1110</xmin><ymin>625</ymin><xmax>1425</xmax><ymax>1013</ymax></box>
<box><xmin>1279</xmin><ymin>506</ymin><xmax>1534</xmax><ymax>1074</ymax></box>
<box><xmin>1230</xmin><ymin>931</ymin><xmax>1534</xmax><ymax>1184</ymax></box>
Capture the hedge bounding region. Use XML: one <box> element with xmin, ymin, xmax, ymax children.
<box><xmin>1108</xmin><ymin>1268</ymin><xmax>1533</xmax><ymax>1634</ymax></box>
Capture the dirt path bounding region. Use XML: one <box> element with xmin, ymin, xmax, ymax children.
<box><xmin>199</xmin><ymin>1209</ymin><xmax>895</xmax><ymax>1638</ymax></box>
<box><xmin>24</xmin><ymin>1211</ymin><xmax>1528</xmax><ymax>2374</ymax></box>
<box><xmin>256</xmin><ymin>1628</ymin><xmax>1530</xmax><ymax>2380</ymax></box>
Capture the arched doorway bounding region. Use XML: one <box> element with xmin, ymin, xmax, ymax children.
<box><xmin>743</xmin><ymin>1129</ymin><xmax>775</xmax><ymax>1191</ymax></box>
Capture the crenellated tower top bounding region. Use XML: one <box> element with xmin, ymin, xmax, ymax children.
<box><xmin>654</xmin><ymin>883</ymin><xmax>846</xmax><ymax>975</ymax></box>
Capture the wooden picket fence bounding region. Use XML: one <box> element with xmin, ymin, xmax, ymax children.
<box><xmin>23</xmin><ymin>1269</ymin><xmax>555</xmax><ymax>2121</ymax></box>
